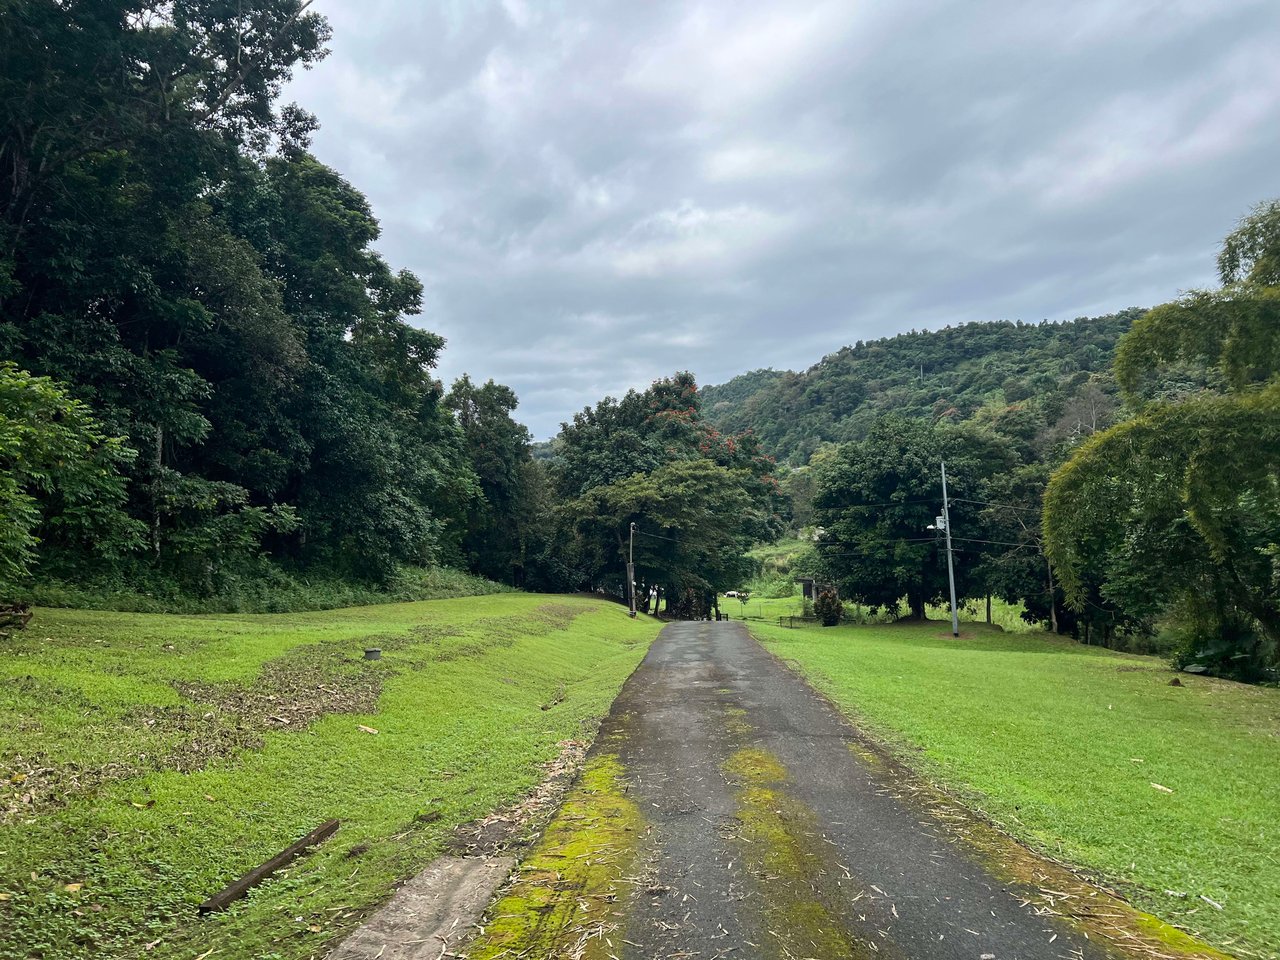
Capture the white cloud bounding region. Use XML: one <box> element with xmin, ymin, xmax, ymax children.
<box><xmin>702</xmin><ymin>140</ymin><xmax>841</xmax><ymax>182</ymax></box>
<box><xmin>587</xmin><ymin>201</ymin><xmax>793</xmax><ymax>278</ymax></box>
<box><xmin>287</xmin><ymin>0</ymin><xmax>1280</xmax><ymax>436</ymax></box>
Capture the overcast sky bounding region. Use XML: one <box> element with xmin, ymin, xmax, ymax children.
<box><xmin>286</xmin><ymin>0</ymin><xmax>1280</xmax><ymax>438</ymax></box>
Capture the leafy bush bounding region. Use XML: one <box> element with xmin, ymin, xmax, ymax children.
<box><xmin>23</xmin><ymin>563</ymin><xmax>513</xmax><ymax>614</ymax></box>
<box><xmin>745</xmin><ymin>575</ymin><xmax>798</xmax><ymax>599</ymax></box>
<box><xmin>1164</xmin><ymin>604</ymin><xmax>1277</xmax><ymax>683</ymax></box>
<box><xmin>814</xmin><ymin>589</ymin><xmax>842</xmax><ymax>626</ymax></box>
<box><xmin>0</xmin><ymin>364</ymin><xmax>142</xmax><ymax>602</ymax></box>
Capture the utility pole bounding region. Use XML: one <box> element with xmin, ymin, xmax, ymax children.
<box><xmin>940</xmin><ymin>461</ymin><xmax>959</xmax><ymax>637</ymax></box>
<box><xmin>627</xmin><ymin>522</ymin><xmax>637</xmax><ymax>618</ymax></box>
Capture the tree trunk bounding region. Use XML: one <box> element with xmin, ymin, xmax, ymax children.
<box><xmin>985</xmin><ymin>594</ymin><xmax>992</xmax><ymax>625</ymax></box>
<box><xmin>150</xmin><ymin>424</ymin><xmax>164</xmax><ymax>559</ymax></box>
<box><xmin>1046</xmin><ymin>559</ymin><xmax>1059</xmax><ymax>634</ymax></box>
<box><xmin>908</xmin><ymin>592</ymin><xmax>925</xmax><ymax>620</ymax></box>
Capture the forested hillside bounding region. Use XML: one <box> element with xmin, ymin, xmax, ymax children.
<box><xmin>731</xmin><ymin>203</ymin><xmax>1279</xmax><ymax>681</ymax></box>
<box><xmin>2</xmin><ymin>5</ymin><xmax>1275</xmax><ymax>683</ymax></box>
<box><xmin>0</xmin><ymin>3</ymin><xmax>782</xmax><ymax>617</ymax></box>
<box><xmin>702</xmin><ymin>311</ymin><xmax>1139</xmax><ymax>465</ymax></box>
<box><xmin>0</xmin><ymin>4</ymin><xmax>537</xmax><ymax>608</ymax></box>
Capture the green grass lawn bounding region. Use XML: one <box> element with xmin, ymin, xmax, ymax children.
<box><xmin>721</xmin><ymin>592</ymin><xmax>804</xmax><ymax>622</ymax></box>
<box><xmin>726</xmin><ymin>585</ymin><xmax>1039</xmax><ymax>634</ymax></box>
<box><xmin>0</xmin><ymin>594</ymin><xmax>660</xmax><ymax>960</ymax></box>
<box><xmin>749</xmin><ymin>619</ymin><xmax>1280</xmax><ymax>959</ymax></box>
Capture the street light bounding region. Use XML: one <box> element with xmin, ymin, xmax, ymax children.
<box><xmin>627</xmin><ymin>522</ymin><xmax>637</xmax><ymax>618</ymax></box>
<box><xmin>940</xmin><ymin>463</ymin><xmax>959</xmax><ymax>637</ymax></box>
<box><xmin>927</xmin><ymin>465</ymin><xmax>960</xmax><ymax>637</ymax></box>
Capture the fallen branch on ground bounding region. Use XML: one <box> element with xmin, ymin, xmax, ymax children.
<box><xmin>198</xmin><ymin>819</ymin><xmax>339</xmax><ymax>914</ymax></box>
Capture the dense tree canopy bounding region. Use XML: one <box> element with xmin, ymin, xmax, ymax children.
<box><xmin>811</xmin><ymin>417</ymin><xmax>1014</xmax><ymax>619</ymax></box>
<box><xmin>445</xmin><ymin>375</ymin><xmax>540</xmax><ymax>585</ymax></box>
<box><xmin>1046</xmin><ymin>201</ymin><xmax>1280</xmax><ymax>677</ymax></box>
<box><xmin>0</xmin><ymin>2</ymin><xmax>485</xmax><ymax>597</ymax></box>
<box><xmin>702</xmin><ymin>312</ymin><xmax>1137</xmax><ymax>465</ymax></box>
<box><xmin>553</xmin><ymin>373</ymin><xmax>782</xmax><ymax>614</ymax></box>
<box><xmin>0</xmin><ymin>363</ymin><xmax>141</xmax><ymax>590</ymax></box>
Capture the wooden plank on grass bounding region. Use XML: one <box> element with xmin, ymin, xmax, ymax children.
<box><xmin>198</xmin><ymin>819</ymin><xmax>339</xmax><ymax>915</ymax></box>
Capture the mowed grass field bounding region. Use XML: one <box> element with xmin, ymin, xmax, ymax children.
<box><xmin>0</xmin><ymin>594</ymin><xmax>659</xmax><ymax>960</ymax></box>
<box><xmin>750</xmin><ymin>619</ymin><xmax>1280</xmax><ymax>959</ymax></box>
<box><xmin>721</xmin><ymin>593</ymin><xmax>803</xmax><ymax>622</ymax></box>
<box><xmin>725</xmin><ymin>590</ymin><xmax>1038</xmax><ymax>634</ymax></box>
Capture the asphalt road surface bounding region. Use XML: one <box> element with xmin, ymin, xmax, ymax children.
<box><xmin>585</xmin><ymin>620</ymin><xmax>1126</xmax><ymax>960</ymax></box>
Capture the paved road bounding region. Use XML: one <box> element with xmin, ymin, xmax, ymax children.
<box><xmin>598</xmin><ymin>620</ymin><xmax>1118</xmax><ymax>960</ymax></box>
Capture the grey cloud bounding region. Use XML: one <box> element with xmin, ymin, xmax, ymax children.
<box><xmin>287</xmin><ymin>0</ymin><xmax>1280</xmax><ymax>437</ymax></box>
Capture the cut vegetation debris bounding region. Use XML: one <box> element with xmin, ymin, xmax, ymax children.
<box><xmin>0</xmin><ymin>594</ymin><xmax>659</xmax><ymax>960</ymax></box>
<box><xmin>750</xmin><ymin>619</ymin><xmax>1280</xmax><ymax>959</ymax></box>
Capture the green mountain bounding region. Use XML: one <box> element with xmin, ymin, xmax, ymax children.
<box><xmin>701</xmin><ymin>310</ymin><xmax>1141</xmax><ymax>464</ymax></box>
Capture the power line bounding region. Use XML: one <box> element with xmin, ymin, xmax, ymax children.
<box><xmin>635</xmin><ymin>529</ymin><xmax>687</xmax><ymax>544</ymax></box>
<box><xmin>950</xmin><ymin>546</ymin><xmax>1034</xmax><ymax>557</ymax></box>
<box><xmin>951</xmin><ymin>536</ymin><xmax>1041</xmax><ymax>549</ymax></box>
<box><xmin>816</xmin><ymin>536</ymin><xmax>1041</xmax><ymax>554</ymax></box>
<box><xmin>818</xmin><ymin>498</ymin><xmax>934</xmax><ymax>510</ymax></box>
<box><xmin>814</xmin><ymin>537</ymin><xmax>937</xmax><ymax>548</ymax></box>
<box><xmin>951</xmin><ymin>497</ymin><xmax>1041</xmax><ymax>512</ymax></box>
<box><xmin>812</xmin><ymin>537</ymin><xmax>942</xmax><ymax>558</ymax></box>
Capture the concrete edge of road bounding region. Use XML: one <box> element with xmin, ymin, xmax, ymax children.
<box><xmin>326</xmin><ymin>856</ymin><xmax>515</xmax><ymax>960</ymax></box>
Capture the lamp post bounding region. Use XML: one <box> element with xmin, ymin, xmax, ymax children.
<box><xmin>627</xmin><ymin>522</ymin><xmax>637</xmax><ymax>618</ymax></box>
<box><xmin>940</xmin><ymin>462</ymin><xmax>959</xmax><ymax>637</ymax></box>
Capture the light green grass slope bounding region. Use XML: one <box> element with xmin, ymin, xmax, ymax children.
<box><xmin>0</xmin><ymin>594</ymin><xmax>659</xmax><ymax>960</ymax></box>
<box><xmin>751</xmin><ymin>620</ymin><xmax>1280</xmax><ymax>959</ymax></box>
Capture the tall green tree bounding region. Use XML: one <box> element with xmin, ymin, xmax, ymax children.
<box><xmin>1</xmin><ymin>1</ymin><xmax>329</xmax><ymax>582</ymax></box>
<box><xmin>248</xmin><ymin>154</ymin><xmax>475</xmax><ymax>580</ymax></box>
<box><xmin>571</xmin><ymin>459</ymin><xmax>761</xmax><ymax>616</ymax></box>
<box><xmin>446</xmin><ymin>375</ymin><xmax>539</xmax><ymax>584</ymax></box>
<box><xmin>555</xmin><ymin>387</ymin><xmax>671</xmax><ymax>500</ymax></box>
<box><xmin>812</xmin><ymin>417</ymin><xmax>1014</xmax><ymax>618</ymax></box>
<box><xmin>1045</xmin><ymin>200</ymin><xmax>1280</xmax><ymax>677</ymax></box>
<box><xmin>1</xmin><ymin>4</ymin><xmax>483</xmax><ymax>590</ymax></box>
<box><xmin>972</xmin><ymin>463</ymin><xmax>1066</xmax><ymax>633</ymax></box>
<box><xmin>554</xmin><ymin>373</ymin><xmax>781</xmax><ymax>610</ymax></box>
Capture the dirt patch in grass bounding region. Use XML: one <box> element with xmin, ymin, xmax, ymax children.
<box><xmin>3</xmin><ymin>754</ymin><xmax>134</xmax><ymax>825</ymax></box>
<box><xmin>3</xmin><ymin>635</ymin><xmax>394</xmax><ymax>823</ymax></box>
<box><xmin>2</xmin><ymin>604</ymin><xmax>586</xmax><ymax>824</ymax></box>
